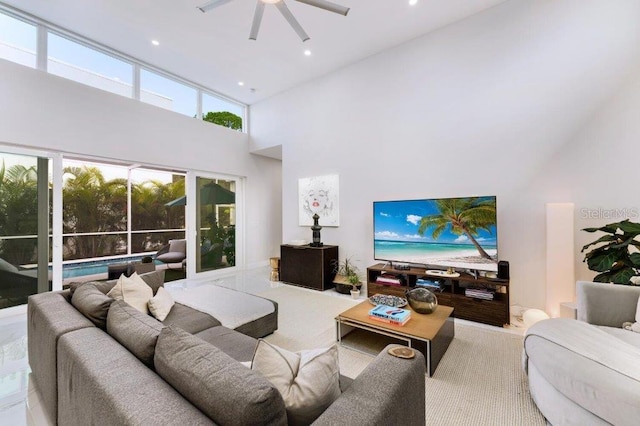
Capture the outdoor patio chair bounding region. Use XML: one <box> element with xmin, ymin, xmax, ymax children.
<box><xmin>0</xmin><ymin>257</ymin><xmax>51</xmax><ymax>303</ymax></box>
<box><xmin>155</xmin><ymin>239</ymin><xmax>187</xmax><ymax>270</ymax></box>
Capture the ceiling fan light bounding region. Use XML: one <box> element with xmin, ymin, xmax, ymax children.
<box><xmin>262</xmin><ymin>0</ymin><xmax>281</xmax><ymax>4</ymax></box>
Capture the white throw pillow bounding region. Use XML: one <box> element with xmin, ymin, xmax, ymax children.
<box><xmin>251</xmin><ymin>340</ymin><xmax>341</xmax><ymax>426</ymax></box>
<box><xmin>107</xmin><ymin>272</ymin><xmax>153</xmax><ymax>314</ymax></box>
<box><xmin>148</xmin><ymin>287</ymin><xmax>175</xmax><ymax>321</ymax></box>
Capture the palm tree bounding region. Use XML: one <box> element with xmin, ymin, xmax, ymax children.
<box><xmin>417</xmin><ymin>197</ymin><xmax>496</xmax><ymax>260</ymax></box>
<box><xmin>62</xmin><ymin>166</ymin><xmax>127</xmax><ymax>259</ymax></box>
<box><xmin>0</xmin><ymin>162</ymin><xmax>39</xmax><ymax>265</ymax></box>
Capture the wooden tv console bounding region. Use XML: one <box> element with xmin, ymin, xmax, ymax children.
<box><xmin>366</xmin><ymin>263</ymin><xmax>510</xmax><ymax>327</ymax></box>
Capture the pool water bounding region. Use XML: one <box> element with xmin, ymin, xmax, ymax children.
<box><xmin>60</xmin><ymin>256</ymin><xmax>161</xmax><ymax>279</ymax></box>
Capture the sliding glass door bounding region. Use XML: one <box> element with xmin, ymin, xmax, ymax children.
<box><xmin>0</xmin><ymin>151</ymin><xmax>51</xmax><ymax>309</ymax></box>
<box><xmin>195</xmin><ymin>176</ymin><xmax>237</xmax><ymax>273</ymax></box>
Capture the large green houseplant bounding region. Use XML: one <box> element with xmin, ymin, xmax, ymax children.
<box><xmin>581</xmin><ymin>219</ymin><xmax>640</xmax><ymax>284</ymax></box>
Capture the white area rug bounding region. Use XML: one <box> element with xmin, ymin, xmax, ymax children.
<box><xmin>258</xmin><ymin>284</ymin><xmax>545</xmax><ymax>425</ymax></box>
<box><xmin>257</xmin><ymin>285</ymin><xmax>359</xmax><ymax>351</ymax></box>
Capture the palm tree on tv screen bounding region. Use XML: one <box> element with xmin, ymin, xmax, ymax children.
<box><xmin>417</xmin><ymin>197</ymin><xmax>496</xmax><ymax>260</ymax></box>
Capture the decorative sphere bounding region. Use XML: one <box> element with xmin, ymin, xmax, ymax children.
<box><xmin>405</xmin><ymin>288</ymin><xmax>438</xmax><ymax>314</ymax></box>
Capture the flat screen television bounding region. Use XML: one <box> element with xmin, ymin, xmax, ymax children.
<box><xmin>373</xmin><ymin>196</ymin><xmax>498</xmax><ymax>272</ymax></box>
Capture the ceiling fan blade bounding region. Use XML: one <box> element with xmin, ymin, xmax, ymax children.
<box><xmin>295</xmin><ymin>0</ymin><xmax>349</xmax><ymax>16</ymax></box>
<box><xmin>275</xmin><ymin>1</ymin><xmax>310</xmax><ymax>42</ymax></box>
<box><xmin>249</xmin><ymin>1</ymin><xmax>266</xmax><ymax>41</ymax></box>
<box><xmin>197</xmin><ymin>0</ymin><xmax>234</xmax><ymax>13</ymax></box>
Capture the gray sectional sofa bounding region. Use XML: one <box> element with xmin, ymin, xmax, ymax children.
<box><xmin>28</xmin><ymin>271</ymin><xmax>427</xmax><ymax>425</ymax></box>
<box><xmin>523</xmin><ymin>281</ymin><xmax>640</xmax><ymax>426</ymax></box>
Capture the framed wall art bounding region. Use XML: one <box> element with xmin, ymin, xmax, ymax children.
<box><xmin>298</xmin><ymin>174</ymin><xmax>339</xmax><ymax>227</ymax></box>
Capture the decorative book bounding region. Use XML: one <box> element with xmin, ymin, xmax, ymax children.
<box><xmin>369</xmin><ymin>304</ymin><xmax>411</xmax><ymax>323</ymax></box>
<box><xmin>368</xmin><ymin>314</ymin><xmax>410</xmax><ymax>326</ymax></box>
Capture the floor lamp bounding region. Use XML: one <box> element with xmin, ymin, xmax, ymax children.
<box><xmin>545</xmin><ymin>203</ymin><xmax>576</xmax><ymax>318</ymax></box>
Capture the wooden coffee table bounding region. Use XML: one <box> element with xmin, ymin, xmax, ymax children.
<box><xmin>336</xmin><ymin>301</ymin><xmax>454</xmax><ymax>376</ymax></box>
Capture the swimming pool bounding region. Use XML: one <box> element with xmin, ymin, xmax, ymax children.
<box><xmin>60</xmin><ymin>256</ymin><xmax>161</xmax><ymax>279</ymax></box>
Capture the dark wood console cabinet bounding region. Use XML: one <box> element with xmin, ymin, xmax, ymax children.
<box><xmin>366</xmin><ymin>263</ymin><xmax>510</xmax><ymax>327</ymax></box>
<box><xmin>280</xmin><ymin>245</ymin><xmax>338</xmax><ymax>291</ymax></box>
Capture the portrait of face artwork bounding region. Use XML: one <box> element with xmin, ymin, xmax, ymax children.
<box><xmin>298</xmin><ymin>174</ymin><xmax>339</xmax><ymax>226</ymax></box>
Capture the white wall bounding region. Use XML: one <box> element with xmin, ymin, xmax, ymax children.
<box><xmin>0</xmin><ymin>59</ymin><xmax>282</xmax><ymax>267</ymax></box>
<box><xmin>250</xmin><ymin>0</ymin><xmax>640</xmax><ymax>310</ymax></box>
<box><xmin>528</xmin><ymin>70</ymin><xmax>640</xmax><ymax>284</ymax></box>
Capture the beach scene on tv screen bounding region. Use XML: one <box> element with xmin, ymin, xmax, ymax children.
<box><xmin>374</xmin><ymin>196</ymin><xmax>498</xmax><ymax>272</ymax></box>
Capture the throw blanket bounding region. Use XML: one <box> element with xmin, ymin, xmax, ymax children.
<box><xmin>524</xmin><ymin>318</ymin><xmax>640</xmax><ymax>382</ymax></box>
<box><xmin>168</xmin><ymin>283</ymin><xmax>275</xmax><ymax>330</ymax></box>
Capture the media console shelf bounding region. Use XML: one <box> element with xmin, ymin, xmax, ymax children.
<box><xmin>366</xmin><ymin>263</ymin><xmax>510</xmax><ymax>327</ymax></box>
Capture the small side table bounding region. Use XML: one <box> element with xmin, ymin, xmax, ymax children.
<box><xmin>269</xmin><ymin>257</ymin><xmax>280</xmax><ymax>281</ymax></box>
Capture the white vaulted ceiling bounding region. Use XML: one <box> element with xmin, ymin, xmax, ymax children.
<box><xmin>2</xmin><ymin>0</ymin><xmax>507</xmax><ymax>104</ymax></box>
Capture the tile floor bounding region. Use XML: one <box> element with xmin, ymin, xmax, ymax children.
<box><xmin>0</xmin><ymin>265</ymin><xmax>524</xmax><ymax>425</ymax></box>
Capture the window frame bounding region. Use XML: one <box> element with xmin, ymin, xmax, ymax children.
<box><xmin>0</xmin><ymin>4</ymin><xmax>247</xmax><ymax>132</ymax></box>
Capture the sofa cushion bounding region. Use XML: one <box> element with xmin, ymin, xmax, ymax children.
<box><xmin>107</xmin><ymin>272</ymin><xmax>153</xmax><ymax>314</ymax></box>
<box><xmin>148</xmin><ymin>287</ymin><xmax>175</xmax><ymax>322</ymax></box>
<box><xmin>154</xmin><ymin>326</ymin><xmax>287</xmax><ymax>426</ymax></box>
<box><xmin>57</xmin><ymin>327</ymin><xmax>213</xmax><ymax>425</ymax></box>
<box><xmin>251</xmin><ymin>340</ymin><xmax>341</xmax><ymax>426</ymax></box>
<box><xmin>195</xmin><ymin>326</ymin><xmax>257</xmax><ymax>362</ymax></box>
<box><xmin>599</xmin><ymin>325</ymin><xmax>640</xmax><ymax>349</ymax></box>
<box><xmin>71</xmin><ymin>284</ymin><xmax>114</xmax><ymax>329</ymax></box>
<box><xmin>162</xmin><ymin>303</ymin><xmax>221</xmax><ymax>334</ymax></box>
<box><xmin>525</xmin><ymin>319</ymin><xmax>640</xmax><ymax>425</ymax></box>
<box><xmin>106</xmin><ymin>300</ymin><xmax>164</xmax><ymax>368</ymax></box>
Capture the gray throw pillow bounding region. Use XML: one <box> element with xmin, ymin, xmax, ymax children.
<box><xmin>68</xmin><ymin>269</ymin><xmax>163</xmax><ymax>297</ymax></box>
<box><xmin>154</xmin><ymin>326</ymin><xmax>287</xmax><ymax>426</ymax></box>
<box><xmin>71</xmin><ymin>284</ymin><xmax>114</xmax><ymax>329</ymax></box>
<box><xmin>69</xmin><ymin>279</ymin><xmax>118</xmax><ymax>296</ymax></box>
<box><xmin>140</xmin><ymin>270</ymin><xmax>165</xmax><ymax>295</ymax></box>
<box><xmin>107</xmin><ymin>300</ymin><xmax>164</xmax><ymax>368</ymax></box>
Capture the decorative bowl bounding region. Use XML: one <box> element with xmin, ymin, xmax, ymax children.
<box><xmin>405</xmin><ymin>287</ymin><xmax>438</xmax><ymax>314</ymax></box>
<box><xmin>368</xmin><ymin>294</ymin><xmax>408</xmax><ymax>308</ymax></box>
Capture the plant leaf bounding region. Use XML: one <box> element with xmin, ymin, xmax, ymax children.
<box><xmin>611</xmin><ymin>235</ymin><xmax>637</xmax><ymax>249</ymax></box>
<box><xmin>586</xmin><ymin>251</ymin><xmax>619</xmax><ymax>272</ymax></box>
<box><xmin>630</xmin><ymin>253</ymin><xmax>640</xmax><ymax>267</ymax></box>
<box><xmin>593</xmin><ymin>268</ymin><xmax>636</xmax><ymax>284</ymax></box>
<box><xmin>609</xmin><ymin>267</ymin><xmax>636</xmax><ymax>284</ymax></box>
<box><xmin>617</xmin><ymin>220</ymin><xmax>640</xmax><ymax>235</ymax></box>
<box><xmin>582</xmin><ymin>222</ymin><xmax>622</xmax><ymax>234</ymax></box>
<box><xmin>581</xmin><ymin>234</ymin><xmax>617</xmax><ymax>252</ymax></box>
<box><xmin>593</xmin><ymin>271</ymin><xmax>614</xmax><ymax>283</ymax></box>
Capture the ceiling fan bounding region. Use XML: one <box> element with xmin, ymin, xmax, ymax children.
<box><xmin>197</xmin><ymin>0</ymin><xmax>350</xmax><ymax>42</ymax></box>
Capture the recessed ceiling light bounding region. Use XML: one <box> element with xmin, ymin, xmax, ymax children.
<box><xmin>304</xmin><ymin>50</ymin><xmax>312</xmax><ymax>56</ymax></box>
<box><xmin>409</xmin><ymin>0</ymin><xmax>418</xmax><ymax>5</ymax></box>
<box><xmin>151</xmin><ymin>40</ymin><xmax>160</xmax><ymax>46</ymax></box>
<box><xmin>238</xmin><ymin>81</ymin><xmax>245</xmax><ymax>86</ymax></box>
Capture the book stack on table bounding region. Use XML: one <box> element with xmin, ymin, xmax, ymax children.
<box><xmin>416</xmin><ymin>278</ymin><xmax>444</xmax><ymax>292</ymax></box>
<box><xmin>375</xmin><ymin>274</ymin><xmax>404</xmax><ymax>286</ymax></box>
<box><xmin>368</xmin><ymin>304</ymin><xmax>411</xmax><ymax>326</ymax></box>
<box><xmin>464</xmin><ymin>287</ymin><xmax>495</xmax><ymax>300</ymax></box>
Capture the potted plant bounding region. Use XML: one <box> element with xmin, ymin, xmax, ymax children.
<box><xmin>333</xmin><ymin>257</ymin><xmax>362</xmax><ymax>298</ymax></box>
<box><xmin>581</xmin><ymin>219</ymin><xmax>640</xmax><ymax>284</ymax></box>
